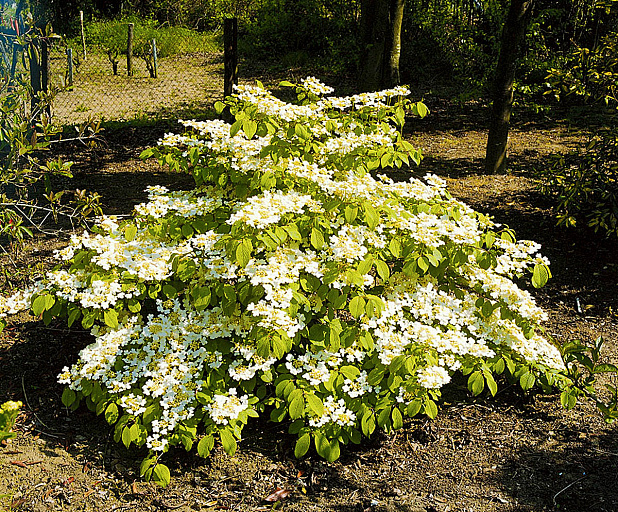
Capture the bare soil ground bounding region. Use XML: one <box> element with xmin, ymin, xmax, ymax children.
<box><xmin>1</xmin><ymin>100</ymin><xmax>618</xmax><ymax>512</ymax></box>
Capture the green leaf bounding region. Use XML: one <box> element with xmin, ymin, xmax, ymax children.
<box><xmin>214</xmin><ymin>101</ymin><xmax>226</xmax><ymax>114</ymax></box>
<box><xmin>340</xmin><ymin>365</ymin><xmax>360</xmax><ymax>380</ymax></box>
<box><xmin>344</xmin><ymin>205</ymin><xmax>358</xmax><ymax>223</ymax></box>
<box><xmin>594</xmin><ymin>363</ymin><xmax>618</xmax><ymax>373</ymax></box>
<box><xmin>152</xmin><ymin>463</ymin><xmax>171</xmax><ymax>487</ymax></box>
<box><xmin>295</xmin><ymin>433</ymin><xmax>311</xmax><ymax>458</ymax></box>
<box><xmin>349</xmin><ymin>295</ymin><xmax>366</xmax><ymax>319</ymax></box>
<box><xmin>363</xmin><ymin>203</ymin><xmax>379</xmax><ymax>229</ymax></box>
<box><xmin>140</xmin><ymin>456</ymin><xmax>156</xmax><ymax>479</ymax></box>
<box><xmin>357</xmin><ymin>257</ymin><xmax>373</xmax><ymax>275</ymax></box>
<box><xmin>197</xmin><ymin>435</ymin><xmax>215</xmax><ymax>457</ymax></box>
<box><xmin>32</xmin><ymin>294</ymin><xmax>50</xmax><ymax>316</ymax></box>
<box><xmin>389</xmin><ymin>238</ymin><xmax>401</xmax><ymax>257</ymax></box>
<box><xmin>220</xmin><ymin>429</ymin><xmax>237</xmax><ymax>455</ymax></box>
<box><xmin>104</xmin><ymin>309</ymin><xmax>118</xmax><ymax>329</ymax></box>
<box><xmin>532</xmin><ymin>263</ymin><xmax>551</xmax><ymax>289</ymax></box>
<box><xmin>417</xmin><ymin>256</ymin><xmax>429</xmax><ymax>273</ymax></box>
<box><xmin>520</xmin><ymin>371</ymin><xmax>536</xmax><ymax>391</ymax></box>
<box><xmin>288</xmin><ymin>389</ymin><xmax>305</xmax><ymax>420</ymax></box>
<box><xmin>424</xmin><ymin>399</ymin><xmax>438</xmax><ymax>419</ymax></box>
<box><xmin>391</xmin><ymin>407</ymin><xmax>404</xmax><ymax>430</ymax></box>
<box><xmin>243</xmin><ymin>119</ymin><xmax>258</xmax><ymax>139</ymax></box>
<box><xmin>61</xmin><ymin>388</ymin><xmax>76</xmax><ymax>408</ymax></box>
<box><xmin>484</xmin><ymin>371</ymin><xmax>498</xmax><ymax>396</ymax></box>
<box><xmin>124</xmin><ymin>224</ymin><xmax>137</xmax><ymax>242</ymax></box>
<box><xmin>326</xmin><ymin>438</ymin><xmax>340</xmax><ymax>462</ymax></box>
<box><xmin>295</xmin><ymin>123</ymin><xmax>311</xmax><ymax>140</ymax></box>
<box><xmin>105</xmin><ymin>403</ymin><xmax>119</xmax><ymax>424</ymax></box>
<box><xmin>311</xmin><ymin>228</ymin><xmax>325</xmax><ymax>249</ymax></box>
<box><xmin>468</xmin><ymin>371</ymin><xmax>485</xmax><ymax>396</ymax></box>
<box><xmin>560</xmin><ymin>390</ymin><xmax>577</xmax><ymax>410</ymax></box>
<box><xmin>375</xmin><ymin>260</ymin><xmax>390</xmax><ymax>281</ymax></box>
<box><xmin>305</xmin><ymin>394</ymin><xmax>324</xmax><ymax>416</ymax></box>
<box><xmin>314</xmin><ymin>432</ymin><xmax>331</xmax><ymax>460</ymax></box>
<box><xmin>230</xmin><ymin>119</ymin><xmax>242</xmax><ymax>137</ymax></box>
<box><xmin>162</xmin><ymin>284</ymin><xmax>177</xmax><ymax>298</ymax></box>
<box><xmin>140</xmin><ymin>148</ymin><xmax>154</xmax><ymax>159</ymax></box>
<box><xmin>361</xmin><ymin>409</ymin><xmax>376</xmax><ymax>436</ymax></box>
<box><xmin>406</xmin><ymin>400</ymin><xmax>422</xmax><ymax>418</ymax></box>
<box><xmin>192</xmin><ymin>286</ymin><xmax>211</xmax><ymax>309</ymax></box>
<box><xmin>415</xmin><ymin>101</ymin><xmax>429</xmax><ymax>118</ymax></box>
<box><xmin>236</xmin><ymin>238</ymin><xmax>253</xmax><ymax>267</ymax></box>
<box><xmin>122</xmin><ymin>425</ymin><xmax>132</xmax><ymax>448</ymax></box>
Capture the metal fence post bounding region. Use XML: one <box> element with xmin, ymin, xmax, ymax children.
<box><xmin>80</xmin><ymin>11</ymin><xmax>87</xmax><ymax>61</ymax></box>
<box><xmin>152</xmin><ymin>38</ymin><xmax>158</xmax><ymax>79</ymax></box>
<box><xmin>127</xmin><ymin>23</ymin><xmax>134</xmax><ymax>76</ymax></box>
<box><xmin>67</xmin><ymin>48</ymin><xmax>74</xmax><ymax>87</ymax></box>
<box><xmin>224</xmin><ymin>18</ymin><xmax>237</xmax><ymax>99</ymax></box>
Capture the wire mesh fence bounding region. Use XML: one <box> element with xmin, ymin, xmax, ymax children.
<box><xmin>46</xmin><ymin>18</ymin><xmax>225</xmax><ymax>126</ymax></box>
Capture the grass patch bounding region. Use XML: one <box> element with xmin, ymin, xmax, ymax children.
<box><xmin>65</xmin><ymin>16</ymin><xmax>221</xmax><ymax>58</ymax></box>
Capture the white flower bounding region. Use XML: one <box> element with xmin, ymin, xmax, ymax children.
<box><xmin>416</xmin><ymin>366</ymin><xmax>451</xmax><ymax>389</ymax></box>
<box><xmin>204</xmin><ymin>389</ymin><xmax>249</xmax><ymax>425</ymax></box>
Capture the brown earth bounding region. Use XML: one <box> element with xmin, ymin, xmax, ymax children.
<box><xmin>1</xmin><ymin>100</ymin><xmax>618</xmax><ymax>512</ymax></box>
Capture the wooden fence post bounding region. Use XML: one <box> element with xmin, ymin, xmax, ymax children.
<box><xmin>127</xmin><ymin>23</ymin><xmax>134</xmax><ymax>76</ymax></box>
<box><xmin>223</xmin><ymin>18</ymin><xmax>237</xmax><ymax>99</ymax></box>
<box><xmin>41</xmin><ymin>38</ymin><xmax>50</xmax><ymax>119</ymax></box>
<box><xmin>29</xmin><ymin>40</ymin><xmax>41</xmax><ymax>113</ymax></box>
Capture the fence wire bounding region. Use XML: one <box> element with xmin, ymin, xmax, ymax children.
<box><xmin>48</xmin><ymin>21</ymin><xmax>224</xmax><ymax>126</ymax></box>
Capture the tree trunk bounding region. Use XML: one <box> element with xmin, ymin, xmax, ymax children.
<box><xmin>484</xmin><ymin>0</ymin><xmax>532</xmax><ymax>174</ymax></box>
<box><xmin>359</xmin><ymin>0</ymin><xmax>406</xmax><ymax>92</ymax></box>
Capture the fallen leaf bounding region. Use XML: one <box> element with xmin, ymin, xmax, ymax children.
<box><xmin>264</xmin><ymin>487</ymin><xmax>291</xmax><ymax>502</ymax></box>
<box><xmin>83</xmin><ymin>461</ymin><xmax>91</xmax><ymax>473</ymax></box>
<box><xmin>11</xmin><ymin>498</ymin><xmax>26</xmax><ymax>508</ymax></box>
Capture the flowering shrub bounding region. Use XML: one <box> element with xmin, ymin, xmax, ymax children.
<box><xmin>0</xmin><ymin>78</ymin><xmax>568</xmax><ymax>486</ymax></box>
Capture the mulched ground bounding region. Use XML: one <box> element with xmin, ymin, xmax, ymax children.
<box><xmin>1</xmin><ymin>101</ymin><xmax>617</xmax><ymax>512</ymax></box>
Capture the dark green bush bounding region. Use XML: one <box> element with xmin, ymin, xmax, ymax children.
<box><xmin>536</xmin><ymin>130</ymin><xmax>618</xmax><ymax>237</ymax></box>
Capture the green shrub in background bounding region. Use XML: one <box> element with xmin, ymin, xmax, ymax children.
<box><xmin>546</xmin><ymin>33</ymin><xmax>618</xmax><ymax>106</ymax></box>
<box><xmin>535</xmin><ymin>130</ymin><xmax>618</xmax><ymax>237</ymax></box>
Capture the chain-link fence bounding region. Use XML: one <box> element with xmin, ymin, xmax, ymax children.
<box><xmin>46</xmin><ymin>18</ymin><xmax>226</xmax><ymax>125</ymax></box>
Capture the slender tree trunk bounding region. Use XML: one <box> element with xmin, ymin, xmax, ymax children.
<box><xmin>359</xmin><ymin>0</ymin><xmax>406</xmax><ymax>91</ymax></box>
<box><xmin>484</xmin><ymin>0</ymin><xmax>532</xmax><ymax>174</ymax></box>
<box><xmin>388</xmin><ymin>0</ymin><xmax>405</xmax><ymax>86</ymax></box>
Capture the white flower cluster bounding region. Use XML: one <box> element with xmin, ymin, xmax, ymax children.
<box><xmin>416</xmin><ymin>365</ymin><xmax>452</xmax><ymax>389</ymax></box>
<box><xmin>300</xmin><ymin>76</ymin><xmax>334</xmax><ymax>96</ymax></box>
<box><xmin>309</xmin><ymin>396</ymin><xmax>356</xmax><ymax>428</ymax></box>
<box><xmin>227</xmin><ymin>190</ymin><xmax>323</xmax><ymax>229</ymax></box>
<box><xmin>204</xmin><ymin>389</ymin><xmax>249</xmax><ymax>425</ymax></box>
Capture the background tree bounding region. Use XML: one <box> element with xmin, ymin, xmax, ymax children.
<box><xmin>485</xmin><ymin>0</ymin><xmax>532</xmax><ymax>174</ymax></box>
<box><xmin>358</xmin><ymin>0</ymin><xmax>406</xmax><ymax>91</ymax></box>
